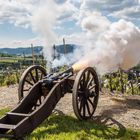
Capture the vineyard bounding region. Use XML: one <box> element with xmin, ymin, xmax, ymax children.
<box><xmin>0</xmin><ymin>65</ymin><xmax>140</xmax><ymax>95</ymax></box>
<box><xmin>0</xmin><ymin>54</ymin><xmax>46</xmax><ymax>86</ymax></box>
<box><xmin>101</xmin><ymin>69</ymin><xmax>140</xmax><ymax>94</ymax></box>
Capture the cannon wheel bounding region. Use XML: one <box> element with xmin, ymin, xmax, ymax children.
<box><xmin>18</xmin><ymin>65</ymin><xmax>46</xmax><ymax>101</ymax></box>
<box><xmin>72</xmin><ymin>67</ymin><xmax>99</xmax><ymax>120</ymax></box>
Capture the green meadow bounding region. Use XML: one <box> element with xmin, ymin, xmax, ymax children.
<box><xmin>0</xmin><ymin>108</ymin><xmax>139</xmax><ymax>140</ymax></box>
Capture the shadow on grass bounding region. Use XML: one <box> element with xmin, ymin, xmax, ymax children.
<box><xmin>29</xmin><ymin>113</ymin><xmax>126</xmax><ymax>140</ymax></box>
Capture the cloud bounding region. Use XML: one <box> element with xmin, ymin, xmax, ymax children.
<box><xmin>0</xmin><ymin>0</ymin><xmax>140</xmax><ymax>54</ymax></box>
<box><xmin>0</xmin><ymin>0</ymin><xmax>78</xmax><ymax>28</ymax></box>
<box><xmin>57</xmin><ymin>0</ymin><xmax>78</xmax><ymax>22</ymax></box>
<box><xmin>30</xmin><ymin>0</ymin><xmax>79</xmax><ymax>62</ymax></box>
<box><xmin>63</xmin><ymin>32</ymin><xmax>88</xmax><ymax>45</ymax></box>
<box><xmin>0</xmin><ymin>0</ymin><xmax>34</xmax><ymax>27</ymax></box>
<box><xmin>0</xmin><ymin>0</ymin><xmax>139</xmax><ymax>31</ymax></box>
<box><xmin>30</xmin><ymin>0</ymin><xmax>80</xmax><ymax>46</ymax></box>
<box><xmin>0</xmin><ymin>37</ymin><xmax>44</xmax><ymax>48</ymax></box>
<box><xmin>110</xmin><ymin>6</ymin><xmax>140</xmax><ymax>20</ymax></box>
<box><xmin>80</xmin><ymin>0</ymin><xmax>140</xmax><ymax>21</ymax></box>
<box><xmin>54</xmin><ymin>0</ymin><xmax>67</xmax><ymax>4</ymax></box>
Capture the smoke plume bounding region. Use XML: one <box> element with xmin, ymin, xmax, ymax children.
<box><xmin>30</xmin><ymin>1</ymin><xmax>140</xmax><ymax>74</ymax></box>
<box><xmin>31</xmin><ymin>0</ymin><xmax>59</xmax><ymax>62</ymax></box>
<box><xmin>75</xmin><ymin>19</ymin><xmax>140</xmax><ymax>74</ymax></box>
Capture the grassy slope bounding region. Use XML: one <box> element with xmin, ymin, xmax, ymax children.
<box><xmin>0</xmin><ymin>108</ymin><xmax>140</xmax><ymax>140</ymax></box>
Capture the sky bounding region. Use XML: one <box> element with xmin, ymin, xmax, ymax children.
<box><xmin>0</xmin><ymin>0</ymin><xmax>140</xmax><ymax>48</ymax></box>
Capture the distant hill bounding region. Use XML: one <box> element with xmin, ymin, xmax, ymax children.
<box><xmin>0</xmin><ymin>46</ymin><xmax>43</xmax><ymax>55</ymax></box>
<box><xmin>55</xmin><ymin>44</ymin><xmax>76</xmax><ymax>54</ymax></box>
<box><xmin>0</xmin><ymin>44</ymin><xmax>76</xmax><ymax>56</ymax></box>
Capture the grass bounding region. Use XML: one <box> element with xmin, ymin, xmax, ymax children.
<box><xmin>0</xmin><ymin>108</ymin><xmax>10</xmax><ymax>116</ymax></box>
<box><xmin>0</xmin><ymin>108</ymin><xmax>140</xmax><ymax>140</ymax></box>
<box><xmin>27</xmin><ymin>114</ymin><xmax>140</xmax><ymax>140</ymax></box>
<box><xmin>0</xmin><ymin>59</ymin><xmax>18</xmax><ymax>63</ymax></box>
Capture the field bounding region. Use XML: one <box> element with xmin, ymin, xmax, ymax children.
<box><xmin>0</xmin><ymin>85</ymin><xmax>140</xmax><ymax>140</ymax></box>
<box><xmin>0</xmin><ymin>108</ymin><xmax>140</xmax><ymax>140</ymax></box>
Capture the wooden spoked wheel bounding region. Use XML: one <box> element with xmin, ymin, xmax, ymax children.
<box><xmin>72</xmin><ymin>67</ymin><xmax>100</xmax><ymax>120</ymax></box>
<box><xmin>31</xmin><ymin>93</ymin><xmax>47</xmax><ymax>112</ymax></box>
<box><xmin>18</xmin><ymin>65</ymin><xmax>46</xmax><ymax>101</ymax></box>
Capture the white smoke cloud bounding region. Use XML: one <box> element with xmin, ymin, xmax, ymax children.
<box><xmin>45</xmin><ymin>6</ymin><xmax>140</xmax><ymax>74</ymax></box>
<box><xmin>30</xmin><ymin>0</ymin><xmax>60</xmax><ymax>63</ymax></box>
<box><xmin>30</xmin><ymin>0</ymin><xmax>78</xmax><ymax>65</ymax></box>
<box><xmin>31</xmin><ymin>0</ymin><xmax>58</xmax><ymax>44</ymax></box>
<box><xmin>81</xmin><ymin>12</ymin><xmax>110</xmax><ymax>37</ymax></box>
<box><xmin>75</xmin><ymin>19</ymin><xmax>140</xmax><ymax>74</ymax></box>
<box><xmin>51</xmin><ymin>45</ymin><xmax>85</xmax><ymax>68</ymax></box>
<box><xmin>28</xmin><ymin>0</ymin><xmax>140</xmax><ymax>74</ymax></box>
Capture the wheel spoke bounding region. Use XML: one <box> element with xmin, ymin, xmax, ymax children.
<box><xmin>87</xmin><ymin>98</ymin><xmax>94</xmax><ymax>108</ymax></box>
<box><xmin>23</xmin><ymin>87</ymin><xmax>31</xmax><ymax>92</ymax></box>
<box><xmin>78</xmin><ymin>90</ymin><xmax>83</xmax><ymax>94</ymax></box>
<box><xmin>40</xmin><ymin>73</ymin><xmax>43</xmax><ymax>80</ymax></box>
<box><xmin>89</xmin><ymin>84</ymin><xmax>96</xmax><ymax>90</ymax></box>
<box><xmin>78</xmin><ymin>98</ymin><xmax>83</xmax><ymax>113</ymax></box>
<box><xmin>86</xmin><ymin>100</ymin><xmax>91</xmax><ymax>116</ymax></box>
<box><xmin>85</xmin><ymin>71</ymin><xmax>90</xmax><ymax>87</ymax></box>
<box><xmin>25</xmin><ymin>79</ymin><xmax>34</xmax><ymax>86</ymax></box>
<box><xmin>82</xmin><ymin>73</ymin><xmax>86</xmax><ymax>87</ymax></box>
<box><xmin>29</xmin><ymin>72</ymin><xmax>36</xmax><ymax>83</ymax></box>
<box><xmin>87</xmin><ymin>77</ymin><xmax>94</xmax><ymax>88</ymax></box>
<box><xmin>35</xmin><ymin>68</ymin><xmax>39</xmax><ymax>81</ymax></box>
<box><xmin>80</xmin><ymin>82</ymin><xmax>84</xmax><ymax>90</ymax></box>
<box><xmin>83</xmin><ymin>99</ymin><xmax>86</xmax><ymax>117</ymax></box>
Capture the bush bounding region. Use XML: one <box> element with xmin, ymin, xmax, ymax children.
<box><xmin>0</xmin><ymin>71</ymin><xmax>20</xmax><ymax>87</ymax></box>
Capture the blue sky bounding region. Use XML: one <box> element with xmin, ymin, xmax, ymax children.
<box><xmin>0</xmin><ymin>0</ymin><xmax>140</xmax><ymax>48</ymax></box>
<box><xmin>0</xmin><ymin>23</ymin><xmax>37</xmax><ymax>40</ymax></box>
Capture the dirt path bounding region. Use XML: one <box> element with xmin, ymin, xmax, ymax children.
<box><xmin>0</xmin><ymin>85</ymin><xmax>140</xmax><ymax>130</ymax></box>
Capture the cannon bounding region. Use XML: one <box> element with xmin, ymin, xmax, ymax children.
<box><xmin>0</xmin><ymin>65</ymin><xmax>99</xmax><ymax>139</ymax></box>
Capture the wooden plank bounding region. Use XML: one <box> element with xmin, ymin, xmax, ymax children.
<box><xmin>7</xmin><ymin>112</ymin><xmax>30</xmax><ymax>117</ymax></box>
<box><xmin>0</xmin><ymin>124</ymin><xmax>15</xmax><ymax>129</ymax></box>
<box><xmin>0</xmin><ymin>134</ymin><xmax>14</xmax><ymax>138</ymax></box>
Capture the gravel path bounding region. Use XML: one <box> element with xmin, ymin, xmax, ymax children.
<box><xmin>0</xmin><ymin>85</ymin><xmax>140</xmax><ymax>130</ymax></box>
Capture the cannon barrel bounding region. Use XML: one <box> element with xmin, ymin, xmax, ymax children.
<box><xmin>42</xmin><ymin>67</ymin><xmax>73</xmax><ymax>84</ymax></box>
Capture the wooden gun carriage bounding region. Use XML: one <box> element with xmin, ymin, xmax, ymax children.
<box><xmin>0</xmin><ymin>65</ymin><xmax>99</xmax><ymax>139</ymax></box>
